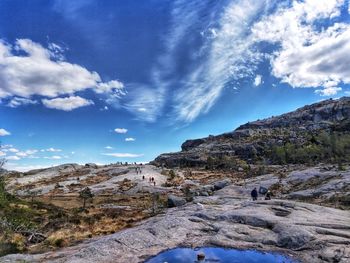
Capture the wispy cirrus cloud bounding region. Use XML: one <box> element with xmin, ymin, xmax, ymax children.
<box><xmin>120</xmin><ymin>84</ymin><xmax>165</xmax><ymax>123</ymax></box>
<box><xmin>152</xmin><ymin>0</ymin><xmax>267</xmax><ymax>123</ymax></box>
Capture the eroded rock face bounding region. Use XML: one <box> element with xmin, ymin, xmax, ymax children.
<box><xmin>2</xmin><ymin>184</ymin><xmax>349</xmax><ymax>263</ymax></box>
<box><xmin>152</xmin><ymin>97</ymin><xmax>350</xmax><ymax>168</ymax></box>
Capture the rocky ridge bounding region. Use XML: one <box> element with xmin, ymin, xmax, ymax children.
<box><xmin>152</xmin><ymin>97</ymin><xmax>350</xmax><ymax>168</ymax></box>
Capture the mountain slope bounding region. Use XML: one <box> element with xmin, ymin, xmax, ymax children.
<box><xmin>153</xmin><ymin>97</ymin><xmax>350</xmax><ymax>168</ymax></box>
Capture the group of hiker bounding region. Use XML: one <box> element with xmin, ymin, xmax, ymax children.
<box><xmin>139</xmin><ymin>170</ymin><xmax>157</xmax><ymax>186</ymax></box>
<box><xmin>251</xmin><ymin>187</ymin><xmax>272</xmax><ymax>201</ymax></box>
<box><xmin>148</xmin><ymin>176</ymin><xmax>156</xmax><ymax>186</ymax></box>
<box><xmin>135</xmin><ymin>166</ymin><xmax>142</xmax><ymax>174</ymax></box>
<box><xmin>134</xmin><ymin>165</ymin><xmax>272</xmax><ymax>196</ymax></box>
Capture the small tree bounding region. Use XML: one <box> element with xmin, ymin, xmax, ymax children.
<box><xmin>25</xmin><ymin>189</ymin><xmax>42</xmax><ymax>203</ymax></box>
<box><xmin>79</xmin><ymin>187</ymin><xmax>94</xmax><ymax>209</ymax></box>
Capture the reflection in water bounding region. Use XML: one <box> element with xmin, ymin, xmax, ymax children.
<box><xmin>144</xmin><ymin>247</ymin><xmax>299</xmax><ymax>263</ymax></box>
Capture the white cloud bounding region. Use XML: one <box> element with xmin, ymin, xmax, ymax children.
<box><xmin>114</xmin><ymin>128</ymin><xmax>128</xmax><ymax>134</ymax></box>
<box><xmin>7</xmin><ymin>155</ymin><xmax>20</xmax><ymax>160</ymax></box>
<box><xmin>26</xmin><ymin>149</ymin><xmax>38</xmax><ymax>155</ymax></box>
<box><xmin>0</xmin><ymin>128</ymin><xmax>10</xmax><ymax>136</ymax></box>
<box><xmin>104</xmin><ymin>146</ymin><xmax>113</xmax><ymax>149</ymax></box>
<box><xmin>42</xmin><ymin>96</ymin><xmax>94</xmax><ymax>111</ymax></box>
<box><xmin>252</xmin><ymin>0</ymin><xmax>349</xmax><ymax>96</ymax></box>
<box><xmin>15</xmin><ymin>149</ymin><xmax>38</xmax><ymax>157</ymax></box>
<box><xmin>15</xmin><ymin>152</ymin><xmax>28</xmax><ymax>157</ymax></box>
<box><xmin>7</xmin><ymin>97</ymin><xmax>38</xmax><ymax>108</ymax></box>
<box><xmin>95</xmin><ymin>80</ymin><xmax>124</xmax><ymax>94</ymax></box>
<box><xmin>254</xmin><ymin>75</ymin><xmax>262</xmax><ymax>86</ymax></box>
<box><xmin>45</xmin><ymin>148</ymin><xmax>62</xmax><ymax>152</ymax></box>
<box><xmin>102</xmin><ymin>153</ymin><xmax>143</xmax><ymax>158</ymax></box>
<box><xmin>315</xmin><ymin>86</ymin><xmax>342</xmax><ymax>96</ymax></box>
<box><xmin>0</xmin><ymin>38</ymin><xmax>125</xmax><ymax>102</ymax></box>
<box><xmin>125</xmin><ymin>137</ymin><xmax>135</xmax><ymax>142</ymax></box>
<box><xmin>8</xmin><ymin>148</ymin><xmax>19</xmax><ymax>153</ymax></box>
<box><xmin>0</xmin><ymin>151</ymin><xmax>6</xmax><ymax>157</ymax></box>
<box><xmin>44</xmin><ymin>155</ymin><xmax>62</xmax><ymax>160</ymax></box>
<box><xmin>1</xmin><ymin>144</ymin><xmax>13</xmax><ymax>148</ymax></box>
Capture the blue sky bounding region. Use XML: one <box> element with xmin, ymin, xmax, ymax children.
<box><xmin>1</xmin><ymin>0</ymin><xmax>350</xmax><ymax>171</ymax></box>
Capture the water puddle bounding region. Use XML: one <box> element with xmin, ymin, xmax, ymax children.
<box><xmin>144</xmin><ymin>247</ymin><xmax>299</xmax><ymax>263</ymax></box>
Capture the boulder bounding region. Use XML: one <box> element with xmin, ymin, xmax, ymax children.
<box><xmin>167</xmin><ymin>195</ymin><xmax>186</xmax><ymax>208</ymax></box>
<box><xmin>273</xmin><ymin>224</ymin><xmax>314</xmax><ymax>249</ymax></box>
<box><xmin>85</xmin><ymin>163</ymin><xmax>98</xmax><ymax>169</ymax></box>
<box><xmin>213</xmin><ymin>179</ymin><xmax>230</xmax><ymax>191</ymax></box>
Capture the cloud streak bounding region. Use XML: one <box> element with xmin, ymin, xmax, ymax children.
<box><xmin>152</xmin><ymin>0</ymin><xmax>267</xmax><ymax>123</ymax></box>
<box><xmin>102</xmin><ymin>153</ymin><xmax>143</xmax><ymax>158</ymax></box>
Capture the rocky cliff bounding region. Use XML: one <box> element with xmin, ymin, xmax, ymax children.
<box><xmin>153</xmin><ymin>97</ymin><xmax>350</xmax><ymax>168</ymax></box>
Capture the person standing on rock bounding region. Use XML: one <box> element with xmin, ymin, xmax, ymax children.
<box><xmin>251</xmin><ymin>187</ymin><xmax>258</xmax><ymax>201</ymax></box>
<box><xmin>265</xmin><ymin>190</ymin><xmax>271</xmax><ymax>200</ymax></box>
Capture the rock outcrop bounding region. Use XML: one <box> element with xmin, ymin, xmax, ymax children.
<box><xmin>152</xmin><ymin>97</ymin><xmax>350</xmax><ymax>168</ymax></box>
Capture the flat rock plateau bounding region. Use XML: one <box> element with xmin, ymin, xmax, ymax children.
<box><xmin>1</xmin><ymin>165</ymin><xmax>350</xmax><ymax>263</ymax></box>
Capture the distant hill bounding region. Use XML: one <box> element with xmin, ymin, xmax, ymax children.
<box><xmin>152</xmin><ymin>97</ymin><xmax>350</xmax><ymax>168</ymax></box>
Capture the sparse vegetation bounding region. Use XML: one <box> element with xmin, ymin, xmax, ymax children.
<box><xmin>205</xmin><ymin>156</ymin><xmax>249</xmax><ymax>171</ymax></box>
<box><xmin>162</xmin><ymin>169</ymin><xmax>184</xmax><ymax>187</ymax></box>
<box><xmin>269</xmin><ymin>131</ymin><xmax>350</xmax><ymax>165</ymax></box>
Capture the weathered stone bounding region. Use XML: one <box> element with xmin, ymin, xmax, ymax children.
<box><xmin>273</xmin><ymin>224</ymin><xmax>314</xmax><ymax>249</ymax></box>
<box><xmin>167</xmin><ymin>195</ymin><xmax>186</xmax><ymax>208</ymax></box>
<box><xmin>213</xmin><ymin>179</ymin><xmax>230</xmax><ymax>190</ymax></box>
